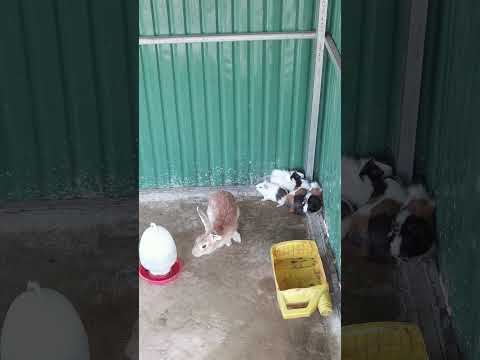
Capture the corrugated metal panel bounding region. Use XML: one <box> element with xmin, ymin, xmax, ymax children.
<box><xmin>342</xmin><ymin>0</ymin><xmax>410</xmax><ymax>162</ymax></box>
<box><xmin>329</xmin><ymin>0</ymin><xmax>341</xmax><ymax>50</ymax></box>
<box><xmin>139</xmin><ymin>0</ymin><xmax>316</xmax><ymax>187</ymax></box>
<box><xmin>417</xmin><ymin>1</ymin><xmax>480</xmax><ymax>358</ymax></box>
<box><xmin>314</xmin><ymin>0</ymin><xmax>341</xmax><ymax>263</ymax></box>
<box><xmin>0</xmin><ymin>0</ymin><xmax>137</xmax><ymax>200</ymax></box>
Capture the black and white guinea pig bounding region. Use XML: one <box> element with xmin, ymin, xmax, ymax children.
<box><xmin>290</xmin><ymin>171</ymin><xmax>303</xmax><ymax>188</ymax></box>
<box><xmin>290</xmin><ymin>171</ymin><xmax>310</xmax><ymax>190</ymax></box>
<box><xmin>256</xmin><ymin>181</ymin><xmax>288</xmax><ymax>206</ymax></box>
<box><xmin>359</xmin><ymin>158</ymin><xmax>385</xmax><ymax>181</ymax></box>
<box><xmin>342</xmin><ymin>156</ymin><xmax>392</xmax><ymax>209</ymax></box>
<box><xmin>302</xmin><ymin>182</ymin><xmax>323</xmax><ymax>214</ymax></box>
<box><xmin>358</xmin><ymin>159</ymin><xmax>388</xmax><ymax>199</ymax></box>
<box><xmin>270</xmin><ymin>169</ymin><xmax>305</xmax><ymax>192</ymax></box>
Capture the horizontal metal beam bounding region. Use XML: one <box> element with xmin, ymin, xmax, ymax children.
<box><xmin>139</xmin><ymin>31</ymin><xmax>316</xmax><ymax>45</ymax></box>
<box><xmin>325</xmin><ymin>32</ymin><xmax>341</xmax><ymax>74</ymax></box>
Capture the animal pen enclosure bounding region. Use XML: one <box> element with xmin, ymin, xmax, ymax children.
<box><xmin>138</xmin><ymin>0</ymin><xmax>341</xmax><ymax>358</ymax></box>
<box><xmin>139</xmin><ymin>0</ymin><xmax>341</xmax><ymax>261</ymax></box>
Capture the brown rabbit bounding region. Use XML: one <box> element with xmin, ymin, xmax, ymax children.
<box><xmin>192</xmin><ymin>190</ymin><xmax>241</xmax><ymax>257</ymax></box>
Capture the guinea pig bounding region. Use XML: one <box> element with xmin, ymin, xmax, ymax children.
<box><xmin>390</xmin><ymin>214</ymin><xmax>435</xmax><ymax>258</ymax></box>
<box><xmin>359</xmin><ymin>158</ymin><xmax>385</xmax><ymax>183</ymax></box>
<box><xmin>343</xmin><ymin>156</ymin><xmax>387</xmax><ymax>208</ymax></box>
<box><xmin>270</xmin><ymin>169</ymin><xmax>304</xmax><ymax>192</ymax></box>
<box><xmin>256</xmin><ymin>181</ymin><xmax>288</xmax><ymax>206</ymax></box>
<box><xmin>367</xmin><ymin>212</ymin><xmax>396</xmax><ymax>261</ymax></box>
<box><xmin>304</xmin><ymin>194</ymin><xmax>323</xmax><ymax>214</ymax></box>
<box><xmin>303</xmin><ymin>183</ymin><xmax>323</xmax><ymax>214</ymax></box>
<box><xmin>341</xmin><ymin>198</ymin><xmax>355</xmax><ymax>219</ymax></box>
<box><xmin>343</xmin><ymin>198</ymin><xmax>402</xmax><ymax>252</ymax></box>
<box><xmin>389</xmin><ymin>183</ymin><xmax>436</xmax><ymax>258</ymax></box>
<box><xmin>290</xmin><ymin>171</ymin><xmax>304</xmax><ymax>189</ymax></box>
<box><xmin>286</xmin><ymin>188</ymin><xmax>308</xmax><ymax>215</ymax></box>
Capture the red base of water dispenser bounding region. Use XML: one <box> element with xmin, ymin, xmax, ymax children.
<box><xmin>139</xmin><ymin>260</ymin><xmax>182</xmax><ymax>285</ymax></box>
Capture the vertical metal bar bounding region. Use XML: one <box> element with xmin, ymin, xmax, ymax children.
<box><xmin>305</xmin><ymin>0</ymin><xmax>329</xmax><ymax>180</ymax></box>
<box><xmin>396</xmin><ymin>0</ymin><xmax>429</xmax><ymax>182</ymax></box>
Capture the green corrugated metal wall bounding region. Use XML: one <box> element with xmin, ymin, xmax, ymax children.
<box><xmin>417</xmin><ymin>1</ymin><xmax>480</xmax><ymax>358</ymax></box>
<box><xmin>344</xmin><ymin>0</ymin><xmax>480</xmax><ymax>357</ymax></box>
<box><xmin>0</xmin><ymin>0</ymin><xmax>138</xmax><ymax>201</ymax></box>
<box><xmin>343</xmin><ymin>0</ymin><xmax>410</xmax><ymax>162</ymax></box>
<box><xmin>139</xmin><ymin>0</ymin><xmax>315</xmax><ymax>187</ymax></box>
<box><xmin>140</xmin><ymin>0</ymin><xmax>342</xmax><ymax>264</ymax></box>
<box><xmin>314</xmin><ymin>0</ymin><xmax>341</xmax><ymax>264</ymax></box>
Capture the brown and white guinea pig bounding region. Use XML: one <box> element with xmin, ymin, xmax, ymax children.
<box><xmin>343</xmin><ymin>198</ymin><xmax>402</xmax><ymax>252</ymax></box>
<box><xmin>303</xmin><ymin>182</ymin><xmax>323</xmax><ymax>214</ymax></box>
<box><xmin>389</xmin><ymin>184</ymin><xmax>436</xmax><ymax>258</ymax></box>
<box><xmin>192</xmin><ymin>190</ymin><xmax>241</xmax><ymax>257</ymax></box>
<box><xmin>286</xmin><ymin>188</ymin><xmax>308</xmax><ymax>215</ymax></box>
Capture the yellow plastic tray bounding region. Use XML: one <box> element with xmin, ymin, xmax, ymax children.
<box><xmin>342</xmin><ymin>322</ymin><xmax>429</xmax><ymax>360</ymax></box>
<box><xmin>270</xmin><ymin>240</ymin><xmax>332</xmax><ymax>319</ymax></box>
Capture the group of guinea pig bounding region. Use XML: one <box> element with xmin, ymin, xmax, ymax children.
<box><xmin>190</xmin><ymin>170</ymin><xmax>323</xmax><ymax>258</ymax></box>
<box><xmin>342</xmin><ymin>156</ymin><xmax>436</xmax><ymax>260</ymax></box>
<box><xmin>256</xmin><ymin>169</ymin><xmax>324</xmax><ymax>215</ymax></box>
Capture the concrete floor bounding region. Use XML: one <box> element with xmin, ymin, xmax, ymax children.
<box><xmin>342</xmin><ymin>235</ymin><xmax>461</xmax><ymax>359</ymax></box>
<box><xmin>140</xmin><ymin>197</ymin><xmax>340</xmax><ymax>360</ymax></box>
<box><xmin>0</xmin><ymin>200</ymin><xmax>138</xmax><ymax>360</ymax></box>
<box><xmin>342</xmin><ymin>240</ymin><xmax>404</xmax><ymax>324</ymax></box>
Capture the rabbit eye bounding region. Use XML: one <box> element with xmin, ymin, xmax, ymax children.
<box><xmin>202</xmin><ymin>244</ymin><xmax>207</xmax><ymax>249</ymax></box>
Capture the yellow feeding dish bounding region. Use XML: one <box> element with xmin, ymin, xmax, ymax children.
<box><xmin>270</xmin><ymin>240</ymin><xmax>332</xmax><ymax>319</ymax></box>
<box><xmin>342</xmin><ymin>322</ymin><xmax>429</xmax><ymax>360</ymax></box>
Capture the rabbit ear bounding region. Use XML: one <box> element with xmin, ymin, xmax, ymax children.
<box><xmin>197</xmin><ymin>206</ymin><xmax>211</xmax><ymax>234</ymax></box>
